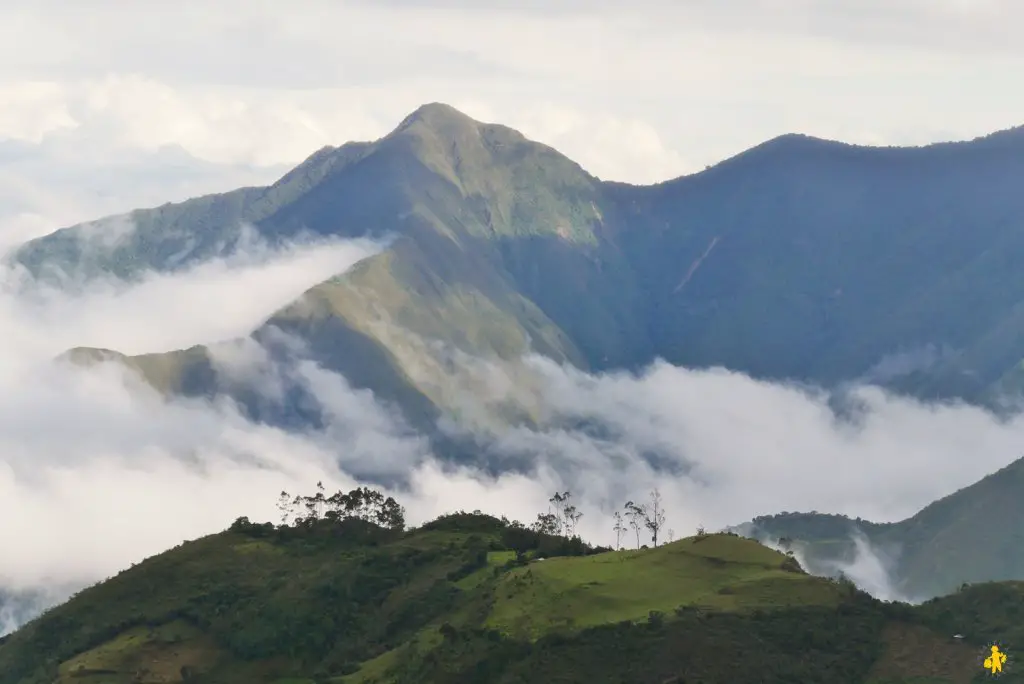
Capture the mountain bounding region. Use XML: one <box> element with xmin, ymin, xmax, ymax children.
<box><xmin>12</xmin><ymin>105</ymin><xmax>1024</xmax><ymax>443</ymax></box>
<box><xmin>1</xmin><ymin>500</ymin><xmax>1021</xmax><ymax>684</ymax></box>
<box><xmin>738</xmin><ymin>455</ymin><xmax>1024</xmax><ymax>600</ymax></box>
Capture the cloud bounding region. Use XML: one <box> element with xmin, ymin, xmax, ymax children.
<box><xmin>3</xmin><ymin>232</ymin><xmax>383</xmax><ymax>356</ymax></box>
<box><xmin>751</xmin><ymin>530</ymin><xmax>915</xmax><ymax>604</ymax></box>
<box><xmin>5</xmin><ymin>221</ymin><xmax>1024</xmax><ymax>633</ymax></box>
<box><xmin>426</xmin><ymin>357</ymin><xmax>1024</xmax><ymax>550</ymax></box>
<box><xmin>1</xmin><ymin>1</ymin><xmax>1022</xmax><ymax>190</ymax></box>
<box><xmin>0</xmin><ymin>235</ymin><xmax>399</xmax><ymax>606</ymax></box>
<box><xmin>0</xmin><ymin>138</ymin><xmax>287</xmax><ymax>252</ymax></box>
<box><xmin>0</xmin><ymin>586</ymin><xmax>73</xmax><ymax>637</ymax></box>
<box><xmin>4</xmin><ymin>230</ymin><xmax>1024</xmax><ymax>625</ymax></box>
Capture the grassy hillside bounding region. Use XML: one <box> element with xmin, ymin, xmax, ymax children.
<box><xmin>2</xmin><ymin>490</ymin><xmax>1023</xmax><ymax>684</ymax></box>
<box><xmin>744</xmin><ymin>456</ymin><xmax>1024</xmax><ymax>600</ymax></box>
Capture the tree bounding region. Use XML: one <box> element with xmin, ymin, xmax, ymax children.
<box><xmin>563</xmin><ymin>502</ymin><xmax>583</xmax><ymax>538</ymax></box>
<box><xmin>289</xmin><ymin>481</ymin><xmax>329</xmax><ymax>527</ymax></box>
<box><xmin>307</xmin><ymin>481</ymin><xmax>327</xmax><ymax>520</ymax></box>
<box><xmin>612</xmin><ymin>511</ymin><xmax>626</xmax><ymax>550</ymax></box>
<box><xmin>549</xmin><ymin>491</ymin><xmax>568</xmax><ymax>536</ymax></box>
<box><xmin>277</xmin><ymin>491</ymin><xmax>295</xmax><ymax>525</ymax></box>
<box><xmin>667</xmin><ymin>528</ymin><xmax>675</xmax><ymax>543</ymax></box>
<box><xmin>325</xmin><ymin>486</ymin><xmax>407</xmax><ymax>530</ymax></box>
<box><xmin>531</xmin><ymin>512</ymin><xmax>560</xmax><ymax>536</ymax></box>
<box><xmin>548</xmin><ymin>491</ymin><xmax>583</xmax><ymax>537</ymax></box>
<box><xmin>279</xmin><ymin>485</ymin><xmax>406</xmax><ymax>530</ymax></box>
<box><xmin>624</xmin><ymin>501</ymin><xmax>646</xmax><ymax>550</ymax></box>
<box><xmin>644</xmin><ymin>488</ymin><xmax>667</xmax><ymax>547</ymax></box>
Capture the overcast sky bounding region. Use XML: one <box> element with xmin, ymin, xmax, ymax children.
<box><xmin>1</xmin><ymin>0</ymin><xmax>1023</xmax><ymax>238</ymax></box>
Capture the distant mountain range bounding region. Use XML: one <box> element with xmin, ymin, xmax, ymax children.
<box><xmin>12</xmin><ymin>103</ymin><xmax>1024</xmax><ymax>441</ymax></box>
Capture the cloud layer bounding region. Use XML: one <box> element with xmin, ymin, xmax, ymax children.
<box><xmin>2</xmin><ymin>0</ymin><xmax>1022</xmax><ymax>194</ymax></box>
<box><xmin>2</xmin><ymin>225</ymin><xmax>1024</xmax><ymax>634</ymax></box>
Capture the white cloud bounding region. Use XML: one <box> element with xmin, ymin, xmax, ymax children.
<box><xmin>3</xmin><ymin>233</ymin><xmax>383</xmax><ymax>356</ymax></box>
<box><xmin>1</xmin><ymin>230</ymin><xmax>1023</xmax><ymax>626</ymax></box>
<box><xmin>0</xmin><ymin>140</ymin><xmax>287</xmax><ymax>251</ymax></box>
<box><xmin>491</xmin><ymin>358</ymin><xmax>1023</xmax><ymax>531</ymax></box>
<box><xmin>0</xmin><ymin>82</ymin><xmax>77</xmax><ymax>143</ymax></box>
<box><xmin>0</xmin><ymin>235</ymin><xmax>392</xmax><ymax>597</ymax></box>
<box><xmin>1</xmin><ymin>0</ymin><xmax>1022</xmax><ymax>192</ymax></box>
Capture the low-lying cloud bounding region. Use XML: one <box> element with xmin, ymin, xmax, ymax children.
<box><xmin>3</xmin><ymin>229</ymin><xmax>1024</xmax><ymax>634</ymax></box>
<box><xmin>2</xmin><ymin>230</ymin><xmax>383</xmax><ymax>355</ymax></box>
<box><xmin>753</xmin><ymin>529</ymin><xmax>915</xmax><ymax>604</ymax></box>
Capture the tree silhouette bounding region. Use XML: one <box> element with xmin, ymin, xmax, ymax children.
<box><xmin>644</xmin><ymin>488</ymin><xmax>666</xmax><ymax>547</ymax></box>
<box><xmin>624</xmin><ymin>500</ymin><xmax>646</xmax><ymax>549</ymax></box>
<box><xmin>277</xmin><ymin>485</ymin><xmax>406</xmax><ymax>530</ymax></box>
<box><xmin>612</xmin><ymin>511</ymin><xmax>626</xmax><ymax>550</ymax></box>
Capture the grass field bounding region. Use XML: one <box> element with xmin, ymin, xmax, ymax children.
<box><xmin>485</xmin><ymin>534</ymin><xmax>843</xmax><ymax>638</ymax></box>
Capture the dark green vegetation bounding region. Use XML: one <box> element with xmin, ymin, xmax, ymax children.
<box><xmin>742</xmin><ymin>455</ymin><xmax>1024</xmax><ymax>600</ymax></box>
<box><xmin>2</xmin><ymin>486</ymin><xmax>1023</xmax><ymax>683</ymax></box>
<box><xmin>13</xmin><ymin>105</ymin><xmax>1024</xmax><ymax>435</ymax></box>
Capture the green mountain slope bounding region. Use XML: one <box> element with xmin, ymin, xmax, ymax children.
<box><xmin>742</xmin><ymin>456</ymin><xmax>1024</xmax><ymax>600</ymax></box>
<box><xmin>1</xmin><ymin>503</ymin><xmax>1021</xmax><ymax>684</ymax></box>
<box><xmin>29</xmin><ymin>104</ymin><xmax>615</xmax><ymax>433</ymax></box>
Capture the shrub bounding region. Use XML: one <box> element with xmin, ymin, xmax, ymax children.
<box><xmin>781</xmin><ymin>556</ymin><xmax>805</xmax><ymax>574</ymax></box>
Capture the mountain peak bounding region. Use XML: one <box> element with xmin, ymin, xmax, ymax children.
<box><xmin>394</xmin><ymin>102</ymin><xmax>481</xmax><ymax>135</ymax></box>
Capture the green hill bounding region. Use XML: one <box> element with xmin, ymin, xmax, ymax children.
<box><xmin>2</xmin><ymin>488</ymin><xmax>1024</xmax><ymax>684</ymax></box>
<box><xmin>741</xmin><ymin>455</ymin><xmax>1024</xmax><ymax>600</ymax></box>
<box><xmin>13</xmin><ymin>105</ymin><xmax>1024</xmax><ymax>436</ymax></box>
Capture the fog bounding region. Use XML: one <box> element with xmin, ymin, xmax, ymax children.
<box><xmin>2</xmin><ymin>227</ymin><xmax>1024</xmax><ymax>632</ymax></box>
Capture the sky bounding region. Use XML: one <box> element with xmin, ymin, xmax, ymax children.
<box><xmin>2</xmin><ymin>0</ymin><xmax>1024</xmax><ymax>242</ymax></box>
<box><xmin>2</xmin><ymin>0</ymin><xmax>1024</xmax><ymax>627</ymax></box>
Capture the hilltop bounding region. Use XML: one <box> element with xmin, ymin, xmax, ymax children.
<box><xmin>1</xmin><ymin>484</ymin><xmax>1022</xmax><ymax>683</ymax></box>
<box><xmin>10</xmin><ymin>104</ymin><xmax>1024</xmax><ymax>442</ymax></box>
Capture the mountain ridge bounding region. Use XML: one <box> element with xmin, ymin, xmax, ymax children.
<box><xmin>13</xmin><ymin>102</ymin><xmax>1024</xmax><ymax>443</ymax></box>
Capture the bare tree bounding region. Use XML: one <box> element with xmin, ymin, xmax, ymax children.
<box><xmin>667</xmin><ymin>529</ymin><xmax>675</xmax><ymax>543</ymax></box>
<box><xmin>644</xmin><ymin>488</ymin><xmax>667</xmax><ymax>547</ymax></box>
<box><xmin>277</xmin><ymin>491</ymin><xmax>295</xmax><ymax>525</ymax></box>
<box><xmin>549</xmin><ymin>491</ymin><xmax>583</xmax><ymax>538</ymax></box>
<box><xmin>565</xmin><ymin>504</ymin><xmax>583</xmax><ymax>537</ymax></box>
<box><xmin>313</xmin><ymin>481</ymin><xmax>327</xmax><ymax>520</ymax></box>
<box><xmin>296</xmin><ymin>481</ymin><xmax>328</xmax><ymax>523</ymax></box>
<box><xmin>612</xmin><ymin>511</ymin><xmax>626</xmax><ymax>550</ymax></box>
<box><xmin>624</xmin><ymin>501</ymin><xmax>646</xmax><ymax>549</ymax></box>
<box><xmin>549</xmin><ymin>491</ymin><xmax>568</xmax><ymax>536</ymax></box>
